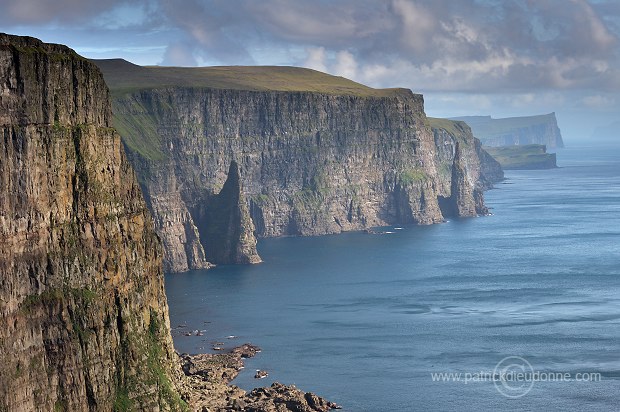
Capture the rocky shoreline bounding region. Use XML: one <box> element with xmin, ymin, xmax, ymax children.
<box><xmin>176</xmin><ymin>344</ymin><xmax>340</xmax><ymax>411</ymax></box>
<box><xmin>0</xmin><ymin>32</ymin><xmax>341</xmax><ymax>412</ymax></box>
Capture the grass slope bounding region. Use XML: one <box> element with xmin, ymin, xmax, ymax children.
<box><xmin>427</xmin><ymin>117</ymin><xmax>471</xmax><ymax>137</ymax></box>
<box><xmin>483</xmin><ymin>144</ymin><xmax>557</xmax><ymax>169</ymax></box>
<box><xmin>94</xmin><ymin>59</ymin><xmax>406</xmax><ymax>97</ymax></box>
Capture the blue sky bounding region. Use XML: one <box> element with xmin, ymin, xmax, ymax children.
<box><xmin>2</xmin><ymin>0</ymin><xmax>620</xmax><ymax>142</ymax></box>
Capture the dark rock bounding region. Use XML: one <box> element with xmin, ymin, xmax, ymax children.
<box><xmin>232</xmin><ymin>343</ymin><xmax>261</xmax><ymax>358</ymax></box>
<box><xmin>254</xmin><ymin>370</ymin><xmax>269</xmax><ymax>379</ymax></box>
<box><xmin>178</xmin><ymin>345</ymin><xmax>339</xmax><ymax>411</ymax></box>
<box><xmin>245</xmin><ymin>382</ymin><xmax>340</xmax><ymax>411</ymax></box>
<box><xmin>484</xmin><ymin>144</ymin><xmax>558</xmax><ymax>170</ymax></box>
<box><xmin>429</xmin><ymin>117</ymin><xmax>503</xmax><ymax>217</ymax></box>
<box><xmin>191</xmin><ymin>160</ymin><xmax>262</xmax><ymax>265</ymax></box>
<box><xmin>94</xmin><ymin>61</ymin><xmax>497</xmax><ymax>273</ymax></box>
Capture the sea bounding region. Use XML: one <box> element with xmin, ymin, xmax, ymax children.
<box><xmin>165</xmin><ymin>142</ymin><xmax>620</xmax><ymax>411</ymax></box>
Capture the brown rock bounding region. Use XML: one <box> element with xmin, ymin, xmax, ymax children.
<box><xmin>0</xmin><ymin>33</ymin><xmax>183</xmax><ymax>411</ymax></box>
<box><xmin>95</xmin><ymin>61</ymin><xmax>497</xmax><ymax>273</ymax></box>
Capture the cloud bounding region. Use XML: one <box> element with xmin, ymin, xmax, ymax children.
<box><xmin>304</xmin><ymin>47</ymin><xmax>327</xmax><ymax>72</ymax></box>
<box><xmin>161</xmin><ymin>41</ymin><xmax>197</xmax><ymax>66</ymax></box>
<box><xmin>2</xmin><ymin>0</ymin><xmax>620</xmax><ymax>94</ymax></box>
<box><xmin>334</xmin><ymin>50</ymin><xmax>358</xmax><ymax>79</ymax></box>
<box><xmin>158</xmin><ymin>0</ymin><xmax>254</xmax><ymax>65</ymax></box>
<box><xmin>391</xmin><ymin>0</ymin><xmax>437</xmax><ymax>53</ymax></box>
<box><xmin>0</xmin><ymin>0</ymin><xmax>115</xmax><ymax>24</ymax></box>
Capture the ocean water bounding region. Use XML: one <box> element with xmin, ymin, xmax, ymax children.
<box><xmin>165</xmin><ymin>143</ymin><xmax>620</xmax><ymax>411</ymax></box>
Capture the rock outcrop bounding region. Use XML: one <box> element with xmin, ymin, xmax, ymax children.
<box><xmin>191</xmin><ymin>161</ymin><xmax>261</xmax><ymax>265</ymax></box>
<box><xmin>0</xmin><ymin>34</ymin><xmax>184</xmax><ymax>411</ymax></box>
<box><xmin>451</xmin><ymin>113</ymin><xmax>564</xmax><ymax>148</ymax></box>
<box><xmin>95</xmin><ymin>60</ymin><xmax>500</xmax><ymax>273</ymax></box>
<box><xmin>429</xmin><ymin>118</ymin><xmax>504</xmax><ymax>217</ymax></box>
<box><xmin>177</xmin><ymin>344</ymin><xmax>340</xmax><ymax>411</ymax></box>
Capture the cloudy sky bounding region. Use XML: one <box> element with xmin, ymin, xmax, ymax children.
<box><xmin>2</xmin><ymin>0</ymin><xmax>620</xmax><ymax>141</ymax></box>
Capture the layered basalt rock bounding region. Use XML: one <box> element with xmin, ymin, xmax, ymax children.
<box><xmin>429</xmin><ymin>117</ymin><xmax>504</xmax><ymax>218</ymax></box>
<box><xmin>0</xmin><ymin>33</ymin><xmax>341</xmax><ymax>412</ymax></box>
<box><xmin>190</xmin><ymin>160</ymin><xmax>261</xmax><ymax>265</ymax></box>
<box><xmin>96</xmin><ymin>61</ymin><xmax>502</xmax><ymax>273</ymax></box>
<box><xmin>0</xmin><ymin>33</ymin><xmax>184</xmax><ymax>411</ymax></box>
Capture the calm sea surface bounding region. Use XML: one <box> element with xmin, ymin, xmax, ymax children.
<box><xmin>165</xmin><ymin>142</ymin><xmax>620</xmax><ymax>411</ymax></box>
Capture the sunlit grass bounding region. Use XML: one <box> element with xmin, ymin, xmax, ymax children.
<box><xmin>94</xmin><ymin>59</ymin><xmax>406</xmax><ymax>97</ymax></box>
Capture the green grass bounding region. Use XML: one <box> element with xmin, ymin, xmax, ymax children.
<box><xmin>144</xmin><ymin>314</ymin><xmax>189</xmax><ymax>411</ymax></box>
<box><xmin>483</xmin><ymin>144</ymin><xmax>556</xmax><ymax>169</ymax></box>
<box><xmin>400</xmin><ymin>168</ymin><xmax>427</xmax><ymax>185</ymax></box>
<box><xmin>8</xmin><ymin>44</ymin><xmax>85</xmax><ymax>63</ymax></box>
<box><xmin>293</xmin><ymin>172</ymin><xmax>331</xmax><ymax>212</ymax></box>
<box><xmin>252</xmin><ymin>193</ymin><xmax>270</xmax><ymax>205</ymax></box>
<box><xmin>113</xmin><ymin>388</ymin><xmax>133</xmax><ymax>412</ymax></box>
<box><xmin>54</xmin><ymin>400</ymin><xmax>67</xmax><ymax>412</ymax></box>
<box><xmin>20</xmin><ymin>287</ymin><xmax>96</xmax><ymax>313</ymax></box>
<box><xmin>93</xmin><ymin>59</ymin><xmax>408</xmax><ymax>97</ymax></box>
<box><xmin>113</xmin><ymin>111</ymin><xmax>166</xmax><ymax>162</ymax></box>
<box><xmin>427</xmin><ymin>117</ymin><xmax>469</xmax><ymax>137</ymax></box>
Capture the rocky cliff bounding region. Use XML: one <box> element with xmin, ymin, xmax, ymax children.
<box><xmin>1</xmin><ymin>33</ymin><xmax>340</xmax><ymax>412</ymax></box>
<box><xmin>429</xmin><ymin>118</ymin><xmax>504</xmax><ymax>216</ymax></box>
<box><xmin>451</xmin><ymin>113</ymin><xmax>564</xmax><ymax>148</ymax></box>
<box><xmin>95</xmin><ymin>60</ymin><xmax>500</xmax><ymax>273</ymax></box>
<box><xmin>0</xmin><ymin>33</ymin><xmax>184</xmax><ymax>411</ymax></box>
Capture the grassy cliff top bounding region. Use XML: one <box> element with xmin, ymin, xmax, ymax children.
<box><xmin>427</xmin><ymin>117</ymin><xmax>471</xmax><ymax>136</ymax></box>
<box><xmin>93</xmin><ymin>59</ymin><xmax>407</xmax><ymax>97</ymax></box>
<box><xmin>483</xmin><ymin>144</ymin><xmax>557</xmax><ymax>169</ymax></box>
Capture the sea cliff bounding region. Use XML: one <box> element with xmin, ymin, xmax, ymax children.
<box><xmin>0</xmin><ymin>33</ymin><xmax>182</xmax><ymax>411</ymax></box>
<box><xmin>0</xmin><ymin>33</ymin><xmax>338</xmax><ymax>412</ymax></box>
<box><xmin>451</xmin><ymin>113</ymin><xmax>564</xmax><ymax>148</ymax></box>
<box><xmin>96</xmin><ymin>60</ymin><xmax>502</xmax><ymax>273</ymax></box>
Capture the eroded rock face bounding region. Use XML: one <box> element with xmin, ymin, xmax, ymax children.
<box><xmin>431</xmin><ymin>119</ymin><xmax>504</xmax><ymax>217</ymax></box>
<box><xmin>94</xmin><ymin>64</ymin><xmax>498</xmax><ymax>273</ymax></box>
<box><xmin>0</xmin><ymin>33</ymin><xmax>183</xmax><ymax>411</ymax></box>
<box><xmin>190</xmin><ymin>160</ymin><xmax>261</xmax><ymax>265</ymax></box>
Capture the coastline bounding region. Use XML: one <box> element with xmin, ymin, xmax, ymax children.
<box><xmin>175</xmin><ymin>344</ymin><xmax>340</xmax><ymax>411</ymax></box>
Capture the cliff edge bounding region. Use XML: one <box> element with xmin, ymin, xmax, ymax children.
<box><xmin>0</xmin><ymin>34</ymin><xmax>183</xmax><ymax>410</ymax></box>
<box><xmin>0</xmin><ymin>33</ymin><xmax>339</xmax><ymax>412</ymax></box>
<box><xmin>95</xmin><ymin>60</ymin><xmax>498</xmax><ymax>273</ymax></box>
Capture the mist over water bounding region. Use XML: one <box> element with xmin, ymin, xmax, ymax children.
<box><xmin>165</xmin><ymin>143</ymin><xmax>620</xmax><ymax>411</ymax></box>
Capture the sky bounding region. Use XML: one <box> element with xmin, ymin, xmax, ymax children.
<box><xmin>2</xmin><ymin>0</ymin><xmax>620</xmax><ymax>142</ymax></box>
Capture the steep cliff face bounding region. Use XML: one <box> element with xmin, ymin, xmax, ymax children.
<box><xmin>191</xmin><ymin>161</ymin><xmax>261</xmax><ymax>265</ymax></box>
<box><xmin>0</xmin><ymin>34</ymin><xmax>183</xmax><ymax>411</ymax></box>
<box><xmin>452</xmin><ymin>113</ymin><xmax>564</xmax><ymax>148</ymax></box>
<box><xmin>429</xmin><ymin>118</ymin><xmax>504</xmax><ymax>217</ymax></box>
<box><xmin>96</xmin><ymin>61</ymin><xmax>496</xmax><ymax>273</ymax></box>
